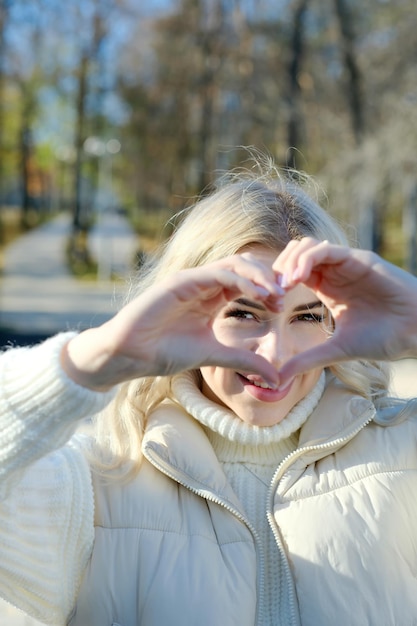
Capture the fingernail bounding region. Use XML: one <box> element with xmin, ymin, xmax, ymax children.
<box><xmin>255</xmin><ymin>286</ymin><xmax>270</xmax><ymax>297</ymax></box>
<box><xmin>281</xmin><ymin>273</ymin><xmax>289</xmax><ymax>288</ymax></box>
<box><xmin>273</xmin><ymin>276</ymin><xmax>285</xmax><ymax>295</ymax></box>
<box><xmin>292</xmin><ymin>268</ymin><xmax>301</xmax><ymax>282</ymax></box>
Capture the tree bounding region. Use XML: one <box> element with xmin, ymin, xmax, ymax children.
<box><xmin>0</xmin><ymin>0</ymin><xmax>12</xmax><ymax>239</ymax></box>
<box><xmin>14</xmin><ymin>0</ymin><xmax>44</xmax><ymax>228</ymax></box>
<box><xmin>72</xmin><ymin>0</ymin><xmax>113</xmax><ymax>232</ymax></box>
<box><xmin>333</xmin><ymin>0</ymin><xmax>365</xmax><ymax>144</ymax></box>
<box><xmin>286</xmin><ymin>0</ymin><xmax>309</xmax><ymax>169</ymax></box>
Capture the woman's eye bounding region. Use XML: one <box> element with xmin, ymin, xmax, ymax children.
<box><xmin>295</xmin><ymin>312</ymin><xmax>325</xmax><ymax>323</ymax></box>
<box><xmin>225</xmin><ymin>308</ymin><xmax>257</xmax><ymax>321</ymax></box>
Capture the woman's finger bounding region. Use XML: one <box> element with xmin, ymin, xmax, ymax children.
<box><xmin>276</xmin><ymin>340</ymin><xmax>348</xmax><ymax>386</ymax></box>
<box><xmin>205</xmin><ymin>346</ymin><xmax>280</xmax><ymax>387</ymax></box>
<box><xmin>274</xmin><ymin>239</ymin><xmax>350</xmax><ymax>289</ymax></box>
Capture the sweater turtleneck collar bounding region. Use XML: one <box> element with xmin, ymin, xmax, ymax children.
<box><xmin>171</xmin><ymin>370</ymin><xmax>326</xmax><ymax>451</ymax></box>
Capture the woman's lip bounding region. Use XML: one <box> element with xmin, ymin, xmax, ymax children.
<box><xmin>238</xmin><ymin>373</ymin><xmax>294</xmax><ymax>402</ymax></box>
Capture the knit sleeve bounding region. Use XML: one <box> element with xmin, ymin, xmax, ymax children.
<box><xmin>0</xmin><ymin>332</ymin><xmax>116</xmax><ymax>495</ymax></box>
<box><xmin>0</xmin><ymin>333</ymin><xmax>116</xmax><ymax>624</ymax></box>
<box><xmin>0</xmin><ymin>444</ymin><xmax>95</xmax><ymax>625</ymax></box>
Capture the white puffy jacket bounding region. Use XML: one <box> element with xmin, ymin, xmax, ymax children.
<box><xmin>72</xmin><ymin>385</ymin><xmax>417</xmax><ymax>626</ymax></box>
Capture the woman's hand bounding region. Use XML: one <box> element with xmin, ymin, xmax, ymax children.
<box><xmin>61</xmin><ymin>254</ymin><xmax>284</xmax><ymax>390</ymax></box>
<box><xmin>273</xmin><ymin>238</ymin><xmax>417</xmax><ymax>384</ymax></box>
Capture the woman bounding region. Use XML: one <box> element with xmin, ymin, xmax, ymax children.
<box><xmin>1</xmin><ymin>163</ymin><xmax>417</xmax><ymax>626</ymax></box>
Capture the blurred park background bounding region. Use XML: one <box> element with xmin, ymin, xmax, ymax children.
<box><xmin>0</xmin><ymin>0</ymin><xmax>417</xmax><ymax>623</ymax></box>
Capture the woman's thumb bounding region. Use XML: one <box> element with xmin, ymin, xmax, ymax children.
<box><xmin>277</xmin><ymin>341</ymin><xmax>347</xmax><ymax>387</ymax></box>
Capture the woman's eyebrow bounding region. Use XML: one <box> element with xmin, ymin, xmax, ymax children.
<box><xmin>293</xmin><ymin>300</ymin><xmax>323</xmax><ymax>312</ymax></box>
<box><xmin>233</xmin><ymin>298</ymin><xmax>324</xmax><ymax>313</ymax></box>
<box><xmin>234</xmin><ymin>297</ymin><xmax>267</xmax><ymax>311</ymax></box>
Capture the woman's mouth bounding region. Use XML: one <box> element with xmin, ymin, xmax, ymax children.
<box><xmin>249</xmin><ymin>378</ymin><xmax>277</xmax><ymax>390</ymax></box>
<box><xmin>237</xmin><ymin>373</ymin><xmax>294</xmax><ymax>402</ymax></box>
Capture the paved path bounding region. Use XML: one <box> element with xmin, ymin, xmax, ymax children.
<box><xmin>0</xmin><ymin>211</ymin><xmax>138</xmax><ymax>343</ymax></box>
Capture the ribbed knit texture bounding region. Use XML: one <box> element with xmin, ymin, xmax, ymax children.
<box><xmin>172</xmin><ymin>371</ymin><xmax>325</xmax><ymax>626</ymax></box>
<box><xmin>0</xmin><ymin>331</ymin><xmax>115</xmax><ymax>490</ymax></box>
<box><xmin>0</xmin><ymin>333</ymin><xmax>116</xmax><ymax>624</ymax></box>
<box><xmin>173</xmin><ymin>371</ymin><xmax>325</xmax><ymax>446</ymax></box>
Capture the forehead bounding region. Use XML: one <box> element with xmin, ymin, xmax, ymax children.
<box><xmin>239</xmin><ymin>244</ymin><xmax>279</xmax><ymax>265</ymax></box>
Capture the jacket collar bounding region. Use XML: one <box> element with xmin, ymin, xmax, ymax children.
<box><xmin>142</xmin><ymin>380</ymin><xmax>376</xmax><ymax>501</ymax></box>
<box><xmin>272</xmin><ymin>379</ymin><xmax>376</xmax><ymax>495</ymax></box>
<box><xmin>297</xmin><ymin>378</ymin><xmax>375</xmax><ymax>450</ymax></box>
<box><xmin>142</xmin><ymin>401</ymin><xmax>245</xmax><ymax>513</ymax></box>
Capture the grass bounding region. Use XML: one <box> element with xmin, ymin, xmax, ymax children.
<box><xmin>65</xmin><ymin>228</ymin><xmax>99</xmax><ymax>280</ymax></box>
<box><xmin>0</xmin><ymin>207</ymin><xmax>23</xmax><ymax>243</ymax></box>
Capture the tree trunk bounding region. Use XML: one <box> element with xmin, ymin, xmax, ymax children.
<box><xmin>333</xmin><ymin>0</ymin><xmax>365</xmax><ymax>144</ymax></box>
<box><xmin>0</xmin><ymin>0</ymin><xmax>12</xmax><ymax>241</ymax></box>
<box><xmin>358</xmin><ymin>199</ymin><xmax>383</xmax><ymax>253</ymax></box>
<box><xmin>286</xmin><ymin>0</ymin><xmax>308</xmax><ymax>170</ymax></box>
<box><xmin>73</xmin><ymin>3</ymin><xmax>109</xmax><ymax>232</ymax></box>
<box><xmin>73</xmin><ymin>53</ymin><xmax>88</xmax><ymax>232</ymax></box>
<box><xmin>20</xmin><ymin>126</ymin><xmax>32</xmax><ymax>229</ymax></box>
<box><xmin>403</xmin><ymin>184</ymin><xmax>417</xmax><ymax>274</ymax></box>
<box><xmin>197</xmin><ymin>0</ymin><xmax>224</xmax><ymax>192</ymax></box>
<box><xmin>19</xmin><ymin>83</ymin><xmax>37</xmax><ymax>229</ymax></box>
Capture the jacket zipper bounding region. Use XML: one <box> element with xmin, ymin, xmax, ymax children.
<box><xmin>145</xmin><ymin>406</ymin><xmax>374</xmax><ymax>626</ymax></box>
<box><xmin>143</xmin><ymin>448</ymin><xmax>267</xmax><ymax>625</ymax></box>
<box><xmin>266</xmin><ymin>408</ymin><xmax>375</xmax><ymax>626</ymax></box>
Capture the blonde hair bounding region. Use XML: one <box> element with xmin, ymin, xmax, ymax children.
<box><xmin>88</xmin><ymin>159</ymin><xmax>395</xmax><ymax>479</ymax></box>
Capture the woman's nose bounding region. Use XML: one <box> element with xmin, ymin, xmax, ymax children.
<box><xmin>255</xmin><ymin>329</ymin><xmax>291</xmax><ymax>367</ymax></box>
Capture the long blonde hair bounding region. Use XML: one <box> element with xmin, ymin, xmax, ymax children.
<box><xmin>88</xmin><ymin>159</ymin><xmax>395</xmax><ymax>479</ymax></box>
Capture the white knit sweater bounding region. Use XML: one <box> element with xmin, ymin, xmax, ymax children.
<box><xmin>0</xmin><ymin>333</ymin><xmax>115</xmax><ymax>625</ymax></box>
<box><xmin>0</xmin><ymin>334</ymin><xmax>324</xmax><ymax>625</ymax></box>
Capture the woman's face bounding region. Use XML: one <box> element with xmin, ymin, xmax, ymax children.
<box><xmin>200</xmin><ymin>247</ymin><xmax>330</xmax><ymax>427</ymax></box>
